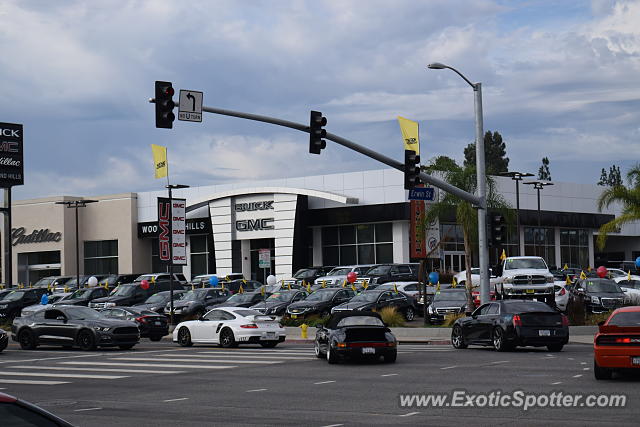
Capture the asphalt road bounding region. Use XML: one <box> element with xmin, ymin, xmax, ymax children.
<box><xmin>1</xmin><ymin>339</ymin><xmax>639</xmax><ymax>426</ymax></box>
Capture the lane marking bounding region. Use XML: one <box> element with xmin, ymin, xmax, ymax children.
<box><xmin>110</xmin><ymin>357</ymin><xmax>280</xmax><ymax>364</ymax></box>
<box><xmin>381</xmin><ymin>373</ymin><xmax>398</xmax><ymax>377</ymax></box>
<box><xmin>583</xmin><ymin>368</ymin><xmax>590</xmax><ymax>371</ymax></box>
<box><xmin>0</xmin><ymin>372</ymin><xmax>128</xmax><ymax>380</ymax></box>
<box><xmin>573</xmin><ymin>374</ymin><xmax>582</xmax><ymax>378</ymax></box>
<box><xmin>0</xmin><ymin>379</ymin><xmax>70</xmax><ymax>385</ymax></box>
<box><xmin>567</xmin><ymin>358</ymin><xmax>575</xmax><ymax>360</ymax></box>
<box><xmin>171</xmin><ymin>353</ymin><xmax>309</xmax><ymax>360</ymax></box>
<box><xmin>489</xmin><ymin>360</ymin><xmax>509</xmax><ymax>365</ymax></box>
<box><xmin>400</xmin><ymin>412</ymin><xmax>420</xmax><ymax>417</ymax></box>
<box><xmin>11</xmin><ymin>366</ymin><xmax>184</xmax><ymax>374</ymax></box>
<box><xmin>74</xmin><ymin>407</ymin><xmax>102</xmax><ymax>412</ymax></box>
<box><xmin>60</xmin><ymin>361</ymin><xmax>237</xmax><ymax>369</ymax></box>
<box><xmin>246</xmin><ymin>388</ymin><xmax>268</xmax><ymax>392</ymax></box>
<box><xmin>440</xmin><ymin>366</ymin><xmax>458</xmax><ymax>370</ymax></box>
<box><xmin>551</xmin><ymin>381</ymin><xmax>562</xmax><ymax>385</ymax></box>
<box><xmin>580</xmin><ymin>362</ymin><xmax>587</xmax><ymax>365</ymax></box>
<box><xmin>321</xmin><ymin>424</ymin><xmax>344</xmax><ymax>427</ymax></box>
<box><xmin>163</xmin><ymin>398</ymin><xmax>189</xmax><ymax>402</ymax></box>
<box><xmin>314</xmin><ymin>380</ymin><xmax>336</xmax><ymax>385</ymax></box>
<box><xmin>0</xmin><ymin>347</ymin><xmax>189</xmax><ymax>365</ymax></box>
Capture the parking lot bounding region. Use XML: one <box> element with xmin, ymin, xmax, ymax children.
<box><xmin>1</xmin><ymin>339</ymin><xmax>639</xmax><ymax>426</ymax></box>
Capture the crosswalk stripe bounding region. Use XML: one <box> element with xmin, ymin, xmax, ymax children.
<box><xmin>0</xmin><ymin>371</ymin><xmax>129</xmax><ymax>380</ymax></box>
<box><xmin>110</xmin><ymin>357</ymin><xmax>280</xmax><ymax>364</ymax></box>
<box><xmin>198</xmin><ymin>349</ymin><xmax>312</xmax><ymax>355</ymax></box>
<box><xmin>60</xmin><ymin>361</ymin><xmax>237</xmax><ymax>369</ymax></box>
<box><xmin>187</xmin><ymin>352</ymin><xmax>310</xmax><ymax>360</ymax></box>
<box><xmin>0</xmin><ymin>379</ymin><xmax>70</xmax><ymax>385</ymax></box>
<box><xmin>10</xmin><ymin>366</ymin><xmax>185</xmax><ymax>375</ymax></box>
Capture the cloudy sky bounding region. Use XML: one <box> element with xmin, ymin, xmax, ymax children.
<box><xmin>1</xmin><ymin>0</ymin><xmax>639</xmax><ymax>200</ymax></box>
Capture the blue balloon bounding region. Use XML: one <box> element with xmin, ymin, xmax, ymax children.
<box><xmin>636</xmin><ymin>257</ymin><xmax>640</xmax><ymax>268</ymax></box>
<box><xmin>208</xmin><ymin>276</ymin><xmax>219</xmax><ymax>287</ymax></box>
<box><xmin>40</xmin><ymin>294</ymin><xmax>49</xmax><ymax>305</ymax></box>
<box><xmin>428</xmin><ymin>272</ymin><xmax>439</xmax><ymax>284</ymax></box>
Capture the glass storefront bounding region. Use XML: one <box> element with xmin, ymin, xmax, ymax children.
<box><xmin>84</xmin><ymin>240</ymin><xmax>118</xmax><ymax>274</ymax></box>
<box><xmin>524</xmin><ymin>227</ymin><xmax>555</xmax><ymax>267</ymax></box>
<box><xmin>560</xmin><ymin>228</ymin><xmax>589</xmax><ymax>269</ymax></box>
<box><xmin>322</xmin><ymin>223</ymin><xmax>393</xmax><ymax>266</ymax></box>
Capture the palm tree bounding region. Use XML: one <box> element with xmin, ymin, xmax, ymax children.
<box><xmin>423</xmin><ymin>156</ymin><xmax>511</xmax><ymax>312</ymax></box>
<box><xmin>596</xmin><ymin>164</ymin><xmax>640</xmax><ymax>250</ymax></box>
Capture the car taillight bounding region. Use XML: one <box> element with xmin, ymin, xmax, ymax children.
<box><xmin>561</xmin><ymin>314</ymin><xmax>569</xmax><ymax>326</ymax></box>
<box><xmin>512</xmin><ymin>314</ymin><xmax>522</xmax><ymax>327</ymax></box>
<box><xmin>240</xmin><ymin>323</ymin><xmax>258</xmax><ymax>328</ymax></box>
<box><xmin>135</xmin><ymin>316</ymin><xmax>149</xmax><ymax>323</ymax></box>
<box><xmin>616</xmin><ymin>337</ymin><xmax>632</xmax><ymax>344</ymax></box>
<box><xmin>560</xmin><ymin>288</ymin><xmax>566</xmax><ymax>296</ymax></box>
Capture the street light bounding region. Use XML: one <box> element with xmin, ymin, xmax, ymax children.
<box><xmin>427</xmin><ymin>62</ymin><xmax>490</xmax><ymax>304</ymax></box>
<box><xmin>55</xmin><ymin>199</ymin><xmax>98</xmax><ymax>289</ymax></box>
<box><xmin>498</xmin><ymin>171</ymin><xmax>534</xmax><ymax>256</ymax></box>
<box><xmin>165</xmin><ymin>184</ymin><xmax>189</xmax><ymax>326</ymax></box>
<box><xmin>523</xmin><ymin>181</ymin><xmax>554</xmax><ymax>259</ymax></box>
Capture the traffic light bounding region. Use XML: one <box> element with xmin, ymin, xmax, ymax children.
<box><xmin>155</xmin><ymin>81</ymin><xmax>175</xmax><ymax>129</ymax></box>
<box><xmin>404</xmin><ymin>149</ymin><xmax>420</xmax><ymax>190</ymax></box>
<box><xmin>309</xmin><ymin>110</ymin><xmax>327</xmax><ymax>154</ymax></box>
<box><xmin>489</xmin><ymin>212</ymin><xmax>506</xmax><ymax>246</ymax></box>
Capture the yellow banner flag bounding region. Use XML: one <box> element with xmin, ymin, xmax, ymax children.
<box><xmin>580</xmin><ymin>271</ymin><xmax>587</xmax><ymax>280</ymax></box>
<box><xmin>500</xmin><ymin>249</ymin><xmax>507</xmax><ymax>261</ymax></box>
<box><xmin>628</xmin><ymin>270</ymin><xmax>632</xmax><ymax>281</ymax></box>
<box><xmin>151</xmin><ymin>144</ymin><xmax>168</xmax><ymax>179</ymax></box>
<box><xmin>397</xmin><ymin>116</ymin><xmax>420</xmax><ymax>154</ymax></box>
<box><xmin>565</xmin><ymin>275</ymin><xmax>572</xmax><ymax>285</ymax></box>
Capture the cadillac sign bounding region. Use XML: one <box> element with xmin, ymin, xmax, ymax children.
<box><xmin>0</xmin><ymin>122</ymin><xmax>24</xmax><ymax>188</ymax></box>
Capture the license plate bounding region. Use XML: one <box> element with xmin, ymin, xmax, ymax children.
<box><xmin>526</xmin><ymin>289</ymin><xmax>535</xmax><ymax>294</ymax></box>
<box><xmin>154</xmin><ymin>321</ymin><xmax>161</xmax><ymax>326</ymax></box>
<box><xmin>291</xmin><ymin>314</ymin><xmax>297</xmax><ymax>319</ymax></box>
<box><xmin>632</xmin><ymin>357</ymin><xmax>640</xmax><ymax>366</ymax></box>
<box><xmin>361</xmin><ymin>347</ymin><xmax>375</xmax><ymax>355</ymax></box>
<box><xmin>265</xmin><ymin>332</ymin><xmax>276</xmax><ymax>339</ymax></box>
<box><xmin>538</xmin><ymin>330</ymin><xmax>551</xmax><ymax>336</ymax></box>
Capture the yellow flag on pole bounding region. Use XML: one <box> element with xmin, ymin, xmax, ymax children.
<box><xmin>397</xmin><ymin>117</ymin><xmax>420</xmax><ymax>154</ymax></box>
<box><xmin>452</xmin><ymin>277</ymin><xmax>457</xmax><ymax>288</ymax></box>
<box><xmin>566</xmin><ymin>275</ymin><xmax>572</xmax><ymax>285</ymax></box>
<box><xmin>563</xmin><ymin>264</ymin><xmax>568</xmax><ymax>270</ymax></box>
<box><xmin>151</xmin><ymin>144</ymin><xmax>168</xmax><ymax>179</ymax></box>
<box><xmin>500</xmin><ymin>249</ymin><xmax>507</xmax><ymax>261</ymax></box>
<box><xmin>580</xmin><ymin>271</ymin><xmax>587</xmax><ymax>280</ymax></box>
<box><xmin>628</xmin><ymin>270</ymin><xmax>632</xmax><ymax>281</ymax></box>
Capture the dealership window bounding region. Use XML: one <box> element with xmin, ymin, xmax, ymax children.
<box><xmin>190</xmin><ymin>235</ymin><xmax>210</xmax><ymax>277</ymax></box>
<box><xmin>322</xmin><ymin>223</ymin><xmax>393</xmax><ymax>265</ymax></box>
<box><xmin>84</xmin><ymin>240</ymin><xmax>118</xmax><ymax>274</ymax></box>
<box><xmin>560</xmin><ymin>229</ymin><xmax>589</xmax><ymax>269</ymax></box>
<box><xmin>440</xmin><ymin>223</ymin><xmax>465</xmax><ymax>252</ymax></box>
<box><xmin>524</xmin><ymin>227</ymin><xmax>555</xmax><ymax>267</ymax></box>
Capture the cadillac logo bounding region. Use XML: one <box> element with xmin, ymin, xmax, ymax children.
<box><xmin>527</xmin><ymin>275</ymin><xmax>532</xmax><ymax>283</ymax></box>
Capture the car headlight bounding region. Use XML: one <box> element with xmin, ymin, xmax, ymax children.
<box><xmin>503</xmin><ymin>277</ymin><xmax>513</xmax><ymax>284</ymax></box>
<box><xmin>0</xmin><ymin>304</ymin><xmax>7</xmax><ymax>309</ymax></box>
<box><xmin>591</xmin><ymin>296</ymin><xmax>600</xmax><ymax>304</ymax></box>
<box><xmin>428</xmin><ymin>305</ymin><xmax>434</xmax><ymax>314</ymax></box>
<box><xmin>105</xmin><ymin>302</ymin><xmax>115</xmax><ymax>308</ymax></box>
<box><xmin>546</xmin><ymin>276</ymin><xmax>554</xmax><ymax>283</ymax></box>
<box><xmin>94</xmin><ymin>326</ymin><xmax>111</xmax><ymax>332</ymax></box>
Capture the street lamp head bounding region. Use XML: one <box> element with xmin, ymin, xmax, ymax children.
<box><xmin>427</xmin><ymin>62</ymin><xmax>448</xmax><ymax>70</ymax></box>
<box><xmin>524</xmin><ymin>180</ymin><xmax>554</xmax><ymax>190</ymax></box>
<box><xmin>166</xmin><ymin>184</ymin><xmax>190</xmax><ymax>190</ymax></box>
<box><xmin>499</xmin><ymin>171</ymin><xmax>535</xmax><ymax>180</ymax></box>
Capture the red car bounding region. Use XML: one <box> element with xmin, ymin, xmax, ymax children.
<box><xmin>0</xmin><ymin>391</ymin><xmax>73</xmax><ymax>425</ymax></box>
<box><xmin>472</xmin><ymin>289</ymin><xmax>496</xmax><ymax>307</ymax></box>
<box><xmin>593</xmin><ymin>306</ymin><xmax>640</xmax><ymax>380</ymax></box>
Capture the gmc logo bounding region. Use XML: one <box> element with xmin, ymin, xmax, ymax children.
<box><xmin>158</xmin><ymin>202</ymin><xmax>170</xmax><ymax>261</ymax></box>
<box><xmin>235</xmin><ymin>218</ymin><xmax>274</xmax><ymax>231</ymax></box>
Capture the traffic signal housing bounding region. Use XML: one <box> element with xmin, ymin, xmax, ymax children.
<box><xmin>155</xmin><ymin>81</ymin><xmax>175</xmax><ymax>129</ymax></box>
<box><xmin>404</xmin><ymin>150</ymin><xmax>421</xmax><ymax>190</ymax></box>
<box><xmin>489</xmin><ymin>212</ymin><xmax>506</xmax><ymax>246</ymax></box>
<box><xmin>309</xmin><ymin>111</ymin><xmax>327</xmax><ymax>154</ymax></box>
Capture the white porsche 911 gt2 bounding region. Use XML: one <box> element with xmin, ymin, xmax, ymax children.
<box><xmin>173</xmin><ymin>307</ymin><xmax>286</xmax><ymax>348</ymax></box>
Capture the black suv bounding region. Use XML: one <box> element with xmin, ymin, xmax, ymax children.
<box><xmin>570</xmin><ymin>278</ymin><xmax>626</xmax><ymax>313</ymax></box>
<box><xmin>89</xmin><ymin>281</ymin><xmax>173</xmax><ymax>309</ymax></box>
<box><xmin>98</xmin><ymin>274</ymin><xmax>142</xmax><ymax>290</ymax></box>
<box><xmin>56</xmin><ymin>287</ymin><xmax>110</xmax><ymax>307</ymax></box>
<box><xmin>0</xmin><ymin>288</ymin><xmax>50</xmax><ymax>321</ymax></box>
<box><xmin>360</xmin><ymin>264</ymin><xmax>418</xmax><ymax>285</ymax></box>
<box><xmin>286</xmin><ymin>288</ymin><xmax>355</xmax><ymax>318</ymax></box>
<box><xmin>166</xmin><ymin>288</ymin><xmax>231</xmax><ymax>320</ymax></box>
<box><xmin>331</xmin><ymin>289</ymin><xmax>416</xmax><ymax>321</ymax></box>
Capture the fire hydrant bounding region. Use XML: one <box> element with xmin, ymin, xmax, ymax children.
<box><xmin>300</xmin><ymin>323</ymin><xmax>309</xmax><ymax>339</ymax></box>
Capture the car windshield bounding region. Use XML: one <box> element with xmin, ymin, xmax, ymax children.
<box><xmin>182</xmin><ymin>289</ymin><xmax>207</xmax><ymax>301</ymax></box>
<box><xmin>366</xmin><ymin>265</ymin><xmax>391</xmax><ymax>275</ymax></box>
<box><xmin>227</xmin><ymin>293</ymin><xmax>255</xmax><ymax>303</ymax></box>
<box><xmin>145</xmin><ymin>293</ymin><xmax>167</xmax><ymax>304</ymax></box>
<box><xmin>65</xmin><ymin>276</ymin><xmax>89</xmax><ymax>287</ymax></box>
<box><xmin>234</xmin><ymin>309</ymin><xmax>262</xmax><ymax>317</ymax></box>
<box><xmin>584</xmin><ymin>280</ymin><xmax>621</xmax><ymax>293</ymax></box>
<box><xmin>66</xmin><ymin>307</ymin><xmax>104</xmax><ymax>320</ymax></box>
<box><xmin>607</xmin><ymin>312</ymin><xmax>640</xmax><ymax>326</ymax></box>
<box><xmin>267</xmin><ymin>292</ymin><xmax>296</xmax><ymax>302</ymax></box>
<box><xmin>1</xmin><ymin>291</ymin><xmax>26</xmax><ymax>302</ymax></box>
<box><xmin>112</xmin><ymin>286</ymin><xmax>136</xmax><ymax>297</ymax></box>
<box><xmin>349</xmin><ymin>292</ymin><xmax>380</xmax><ymax>303</ymax></box>
<box><xmin>33</xmin><ymin>277</ymin><xmax>55</xmax><ymax>287</ymax></box>
<box><xmin>135</xmin><ymin>274</ymin><xmax>159</xmax><ymax>282</ymax></box>
<box><xmin>99</xmin><ymin>275</ymin><xmax>119</xmax><ymax>285</ymax></box>
<box><xmin>504</xmin><ymin>258</ymin><xmax>548</xmax><ymax>270</ymax></box>
<box><xmin>433</xmin><ymin>291</ymin><xmax>467</xmax><ymax>302</ymax></box>
<box><xmin>67</xmin><ymin>289</ymin><xmax>93</xmax><ymax>300</ymax></box>
<box><xmin>305</xmin><ymin>291</ymin><xmax>334</xmax><ymax>302</ymax></box>
<box><xmin>327</xmin><ymin>268</ymin><xmax>352</xmax><ymax>276</ymax></box>
<box><xmin>49</xmin><ymin>294</ymin><xmax>70</xmax><ymax>303</ymax></box>
<box><xmin>337</xmin><ymin>316</ymin><xmax>384</xmax><ymax>327</ymax></box>
<box><xmin>503</xmin><ymin>302</ymin><xmax>555</xmax><ymax>313</ymax></box>
<box><xmin>293</xmin><ymin>269</ymin><xmax>315</xmax><ymax>279</ymax></box>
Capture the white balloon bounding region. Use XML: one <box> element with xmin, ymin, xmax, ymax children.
<box><xmin>87</xmin><ymin>276</ymin><xmax>98</xmax><ymax>287</ymax></box>
<box><xmin>266</xmin><ymin>275</ymin><xmax>276</xmax><ymax>286</ymax></box>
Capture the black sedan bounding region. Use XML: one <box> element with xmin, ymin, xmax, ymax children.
<box><xmin>287</xmin><ymin>288</ymin><xmax>355</xmax><ymax>319</ymax></box>
<box><xmin>314</xmin><ymin>312</ymin><xmax>397</xmax><ymax>363</ymax></box>
<box><xmin>0</xmin><ymin>328</ymin><xmax>7</xmax><ymax>352</ymax></box>
<box><xmin>250</xmin><ymin>290</ymin><xmax>308</xmax><ymax>316</ymax></box>
<box><xmin>427</xmin><ymin>288</ymin><xmax>469</xmax><ymax>324</ymax></box>
<box><xmin>166</xmin><ymin>288</ymin><xmax>231</xmax><ymax>320</ymax></box>
<box><xmin>100</xmin><ymin>306</ymin><xmax>168</xmax><ymax>341</ymax></box>
<box><xmin>331</xmin><ymin>289</ymin><xmax>416</xmax><ymax>321</ymax></box>
<box><xmin>451</xmin><ymin>300</ymin><xmax>569</xmax><ymax>352</ymax></box>
<box><xmin>134</xmin><ymin>290</ymin><xmax>187</xmax><ymax>314</ymax></box>
<box><xmin>208</xmin><ymin>291</ymin><xmax>271</xmax><ymax>308</ymax></box>
<box><xmin>56</xmin><ymin>286</ymin><xmax>110</xmax><ymax>306</ymax></box>
<box><xmin>12</xmin><ymin>305</ymin><xmax>140</xmax><ymax>351</ymax></box>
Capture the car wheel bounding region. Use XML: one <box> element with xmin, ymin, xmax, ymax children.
<box><xmin>492</xmin><ymin>327</ymin><xmax>511</xmax><ymax>352</ymax></box>
<box><xmin>326</xmin><ymin>343</ymin><xmax>338</xmax><ymax>364</ymax></box>
<box><xmin>314</xmin><ymin>341</ymin><xmax>325</xmax><ymax>358</ymax></box>
<box><xmin>451</xmin><ymin>325</ymin><xmax>468</xmax><ymax>349</ymax></box>
<box><xmin>219</xmin><ymin>328</ymin><xmax>237</xmax><ymax>348</ymax></box>
<box><xmin>383</xmin><ymin>351</ymin><xmax>397</xmax><ymax>363</ymax></box>
<box><xmin>547</xmin><ymin>344</ymin><xmax>564</xmax><ymax>352</ymax></box>
<box><xmin>149</xmin><ymin>335</ymin><xmax>163</xmax><ymax>342</ymax></box>
<box><xmin>594</xmin><ymin>358</ymin><xmax>612</xmax><ymax>380</ymax></box>
<box><xmin>404</xmin><ymin>307</ymin><xmax>415</xmax><ymax>321</ymax></box>
<box><xmin>178</xmin><ymin>327</ymin><xmax>193</xmax><ymax>347</ymax></box>
<box><xmin>18</xmin><ymin>329</ymin><xmax>37</xmax><ymax>350</ymax></box>
<box><xmin>260</xmin><ymin>341</ymin><xmax>278</xmax><ymax>348</ymax></box>
<box><xmin>77</xmin><ymin>330</ymin><xmax>96</xmax><ymax>351</ymax></box>
<box><xmin>119</xmin><ymin>344</ymin><xmax>135</xmax><ymax>350</ymax></box>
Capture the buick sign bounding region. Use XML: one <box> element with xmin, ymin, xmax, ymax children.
<box><xmin>0</xmin><ymin>122</ymin><xmax>24</xmax><ymax>188</ymax></box>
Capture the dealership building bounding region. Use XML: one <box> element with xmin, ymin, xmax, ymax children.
<box><xmin>2</xmin><ymin>168</ymin><xmax>638</xmax><ymax>286</ymax></box>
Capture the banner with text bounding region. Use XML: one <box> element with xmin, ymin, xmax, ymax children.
<box><xmin>157</xmin><ymin>197</ymin><xmax>187</xmax><ymax>265</ymax></box>
<box><xmin>0</xmin><ymin>122</ymin><xmax>24</xmax><ymax>188</ymax></box>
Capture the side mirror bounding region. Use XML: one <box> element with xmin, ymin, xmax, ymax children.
<box><xmin>385</xmin><ymin>327</ymin><xmax>391</xmax><ymax>333</ymax></box>
<box><xmin>471</xmin><ymin>314</ymin><xmax>478</xmax><ymax>319</ymax></box>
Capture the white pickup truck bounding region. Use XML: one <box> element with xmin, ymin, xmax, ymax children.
<box><xmin>494</xmin><ymin>256</ymin><xmax>556</xmax><ymax>306</ymax></box>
